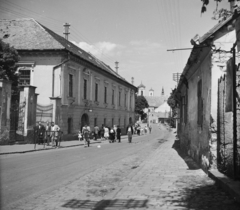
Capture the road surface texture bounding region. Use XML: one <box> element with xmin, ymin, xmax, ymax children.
<box><xmin>1</xmin><ymin>124</ymin><xmax>239</xmax><ymax>210</ymax></box>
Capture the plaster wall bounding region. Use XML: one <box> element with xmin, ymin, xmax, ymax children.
<box><xmin>179</xmin><ymin>49</ymin><xmax>212</xmax><ymax>171</ymax></box>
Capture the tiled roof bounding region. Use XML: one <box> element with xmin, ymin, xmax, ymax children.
<box><xmin>0</xmin><ymin>18</ymin><xmax>136</xmax><ymax>89</ymax></box>
<box><xmin>145</xmin><ymin>96</ymin><xmax>167</xmax><ymax>108</ymax></box>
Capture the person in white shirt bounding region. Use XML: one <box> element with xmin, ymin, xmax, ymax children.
<box><xmin>51</xmin><ymin>122</ymin><xmax>60</xmax><ymax>148</ymax></box>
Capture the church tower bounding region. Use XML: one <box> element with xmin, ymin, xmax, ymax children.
<box><xmin>137</xmin><ymin>82</ymin><xmax>146</xmax><ymax>96</ymax></box>
<box><xmin>149</xmin><ymin>88</ymin><xmax>154</xmax><ymax>96</ymax></box>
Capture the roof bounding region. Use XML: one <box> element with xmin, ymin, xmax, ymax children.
<box><xmin>138</xmin><ymin>82</ymin><xmax>145</xmax><ymax>88</ymax></box>
<box><xmin>177</xmin><ymin>10</ymin><xmax>240</xmax><ymax>90</ymax></box>
<box><xmin>154</xmin><ymin>101</ymin><xmax>171</xmax><ymax>113</ymax></box>
<box><xmin>149</xmin><ymin>88</ymin><xmax>154</xmax><ymax>91</ymax></box>
<box><xmin>0</xmin><ymin>18</ymin><xmax>137</xmax><ymax>90</ymax></box>
<box><xmin>145</xmin><ymin>96</ymin><xmax>167</xmax><ymax>108</ymax></box>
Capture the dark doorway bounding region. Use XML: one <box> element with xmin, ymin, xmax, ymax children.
<box><xmin>81</xmin><ymin>113</ymin><xmax>89</xmax><ymax>130</ymax></box>
<box><xmin>129</xmin><ymin>117</ymin><xmax>132</xmax><ymax>125</ymax></box>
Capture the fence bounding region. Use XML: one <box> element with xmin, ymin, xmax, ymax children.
<box><xmin>217</xmin><ymin>74</ymin><xmax>240</xmax><ymax>179</ymax></box>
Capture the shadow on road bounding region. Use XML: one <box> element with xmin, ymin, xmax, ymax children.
<box><xmin>62</xmin><ymin>198</ymin><xmax>148</xmax><ymax>209</ymax></box>
<box><xmin>172</xmin><ymin>140</ymin><xmax>200</xmax><ymax>170</ymax></box>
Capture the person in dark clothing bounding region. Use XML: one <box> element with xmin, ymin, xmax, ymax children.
<box><xmin>116</xmin><ymin>125</ymin><xmax>121</xmax><ymax>142</ymax></box>
<box><xmin>35</xmin><ymin>121</ymin><xmax>45</xmax><ymax>145</ymax></box>
<box><xmin>126</xmin><ymin>124</ymin><xmax>134</xmax><ymax>143</ymax></box>
<box><xmin>109</xmin><ymin>127</ymin><xmax>115</xmax><ymax>143</ymax></box>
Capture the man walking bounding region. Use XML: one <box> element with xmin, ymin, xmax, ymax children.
<box><xmin>51</xmin><ymin>122</ymin><xmax>60</xmax><ymax>148</ymax></box>
<box><xmin>116</xmin><ymin>125</ymin><xmax>121</xmax><ymax>143</ymax></box>
<box><xmin>35</xmin><ymin>121</ymin><xmax>45</xmax><ymax>145</ymax></box>
<box><xmin>94</xmin><ymin>125</ymin><xmax>99</xmax><ymax>140</ymax></box>
<box><xmin>126</xmin><ymin>124</ymin><xmax>134</xmax><ymax>143</ymax></box>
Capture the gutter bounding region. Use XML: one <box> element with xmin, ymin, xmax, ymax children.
<box><xmin>52</xmin><ymin>54</ymin><xmax>70</xmax><ymax>97</ymax></box>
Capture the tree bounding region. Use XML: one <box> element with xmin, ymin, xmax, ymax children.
<box><xmin>201</xmin><ymin>0</ymin><xmax>239</xmax><ymax>14</ymax></box>
<box><xmin>0</xmin><ymin>39</ymin><xmax>20</xmax><ymax>88</ymax></box>
<box><xmin>167</xmin><ymin>89</ymin><xmax>178</xmax><ymax>127</ymax></box>
<box><xmin>135</xmin><ymin>95</ymin><xmax>149</xmax><ymax>120</ymax></box>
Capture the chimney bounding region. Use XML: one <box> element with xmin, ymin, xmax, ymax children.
<box><xmin>131</xmin><ymin>77</ymin><xmax>134</xmax><ymax>85</ymax></box>
<box><xmin>63</xmin><ymin>23</ymin><xmax>70</xmax><ymax>40</ymax></box>
<box><xmin>115</xmin><ymin>61</ymin><xmax>119</xmax><ymax>74</ymax></box>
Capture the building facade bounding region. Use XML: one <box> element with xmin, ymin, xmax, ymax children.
<box><xmin>0</xmin><ymin>18</ymin><xmax>137</xmax><ymax>139</ymax></box>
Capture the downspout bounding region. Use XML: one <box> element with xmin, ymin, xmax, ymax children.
<box><xmin>52</xmin><ymin>53</ymin><xmax>70</xmax><ymax>97</ymax></box>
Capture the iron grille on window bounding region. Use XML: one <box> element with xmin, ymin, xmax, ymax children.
<box><xmin>19</xmin><ymin>70</ymin><xmax>30</xmax><ymax>85</ymax></box>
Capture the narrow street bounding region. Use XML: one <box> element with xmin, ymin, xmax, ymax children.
<box><xmin>0</xmin><ymin>124</ymin><xmax>239</xmax><ymax>210</ymax></box>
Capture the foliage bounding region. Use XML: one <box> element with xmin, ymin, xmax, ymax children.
<box><xmin>0</xmin><ymin>39</ymin><xmax>20</xmax><ymax>87</ymax></box>
<box><xmin>135</xmin><ymin>95</ymin><xmax>149</xmax><ymax>120</ymax></box>
<box><xmin>201</xmin><ymin>0</ymin><xmax>239</xmax><ymax>14</ymax></box>
<box><xmin>167</xmin><ymin>89</ymin><xmax>178</xmax><ymax>118</ymax></box>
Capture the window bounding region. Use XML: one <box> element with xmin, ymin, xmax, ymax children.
<box><xmin>83</xmin><ymin>79</ymin><xmax>87</xmax><ymax>99</ymax></box>
<box><xmin>104</xmin><ymin>87</ymin><xmax>107</xmax><ymax>103</ymax></box>
<box><xmin>125</xmin><ymin>93</ymin><xmax>127</xmax><ymax>107</ymax></box>
<box><xmin>94</xmin><ymin>118</ymin><xmax>97</xmax><ymax>126</ymax></box>
<box><xmin>119</xmin><ymin>91</ymin><xmax>121</xmax><ymax>106</ymax></box>
<box><xmin>130</xmin><ymin>95</ymin><xmax>132</xmax><ymax>108</ymax></box>
<box><xmin>197</xmin><ymin>79</ymin><xmax>203</xmax><ymax>126</ymax></box>
<box><xmin>67</xmin><ymin>118</ymin><xmax>72</xmax><ymax>134</ymax></box>
<box><xmin>112</xmin><ymin>90</ymin><xmax>115</xmax><ymax>105</ymax></box>
<box><xmin>95</xmin><ymin>83</ymin><xmax>98</xmax><ymax>102</ymax></box>
<box><xmin>19</xmin><ymin>69</ymin><xmax>31</xmax><ymax>85</ymax></box>
<box><xmin>141</xmin><ymin>91</ymin><xmax>143</xmax><ymax>96</ymax></box>
<box><xmin>69</xmin><ymin>74</ymin><xmax>73</xmax><ymax>97</ymax></box>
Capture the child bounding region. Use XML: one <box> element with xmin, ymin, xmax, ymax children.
<box><xmin>78</xmin><ymin>130</ymin><xmax>82</xmax><ymax>141</ymax></box>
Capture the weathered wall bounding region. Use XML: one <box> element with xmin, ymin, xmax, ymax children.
<box><xmin>0</xmin><ymin>80</ymin><xmax>12</xmax><ymax>143</ymax></box>
<box><xmin>179</xmin><ymin>49</ymin><xmax>212</xmax><ymax>171</ymax></box>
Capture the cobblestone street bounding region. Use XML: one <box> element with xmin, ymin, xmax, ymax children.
<box><xmin>4</xmin><ymin>125</ymin><xmax>240</xmax><ymax>210</ymax></box>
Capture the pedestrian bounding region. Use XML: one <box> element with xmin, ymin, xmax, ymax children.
<box><xmin>144</xmin><ymin>125</ymin><xmax>148</xmax><ymax>134</ymax></box>
<box><xmin>137</xmin><ymin>124</ymin><xmax>141</xmax><ymax>135</ymax></box>
<box><xmin>99</xmin><ymin>124</ymin><xmax>104</xmax><ymax>140</ymax></box>
<box><xmin>104</xmin><ymin>125</ymin><xmax>109</xmax><ymax>140</ymax></box>
<box><xmin>109</xmin><ymin>127</ymin><xmax>115</xmax><ymax>143</ymax></box>
<box><xmin>116</xmin><ymin>125</ymin><xmax>121</xmax><ymax>143</ymax></box>
<box><xmin>45</xmin><ymin>121</ymin><xmax>51</xmax><ymax>146</ymax></box>
<box><xmin>113</xmin><ymin>125</ymin><xmax>117</xmax><ymax>141</ymax></box>
<box><xmin>78</xmin><ymin>130</ymin><xmax>82</xmax><ymax>141</ymax></box>
<box><xmin>82</xmin><ymin>124</ymin><xmax>91</xmax><ymax>147</ymax></box>
<box><xmin>149</xmin><ymin>125</ymin><xmax>152</xmax><ymax>134</ymax></box>
<box><xmin>51</xmin><ymin>122</ymin><xmax>60</xmax><ymax>148</ymax></box>
<box><xmin>94</xmin><ymin>125</ymin><xmax>99</xmax><ymax>140</ymax></box>
<box><xmin>126</xmin><ymin>124</ymin><xmax>134</xmax><ymax>143</ymax></box>
<box><xmin>35</xmin><ymin>121</ymin><xmax>45</xmax><ymax>145</ymax></box>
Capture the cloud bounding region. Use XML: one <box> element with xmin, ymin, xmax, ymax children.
<box><xmin>71</xmin><ymin>41</ymin><xmax>123</xmax><ymax>58</ymax></box>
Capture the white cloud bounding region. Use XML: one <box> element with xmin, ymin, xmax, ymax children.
<box><xmin>71</xmin><ymin>41</ymin><xmax>123</xmax><ymax>58</ymax></box>
<box><xmin>129</xmin><ymin>40</ymin><xmax>163</xmax><ymax>49</ymax></box>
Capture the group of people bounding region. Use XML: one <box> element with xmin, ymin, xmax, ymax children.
<box><xmin>135</xmin><ymin>124</ymin><xmax>152</xmax><ymax>135</ymax></box>
<box><xmin>34</xmin><ymin>121</ymin><xmax>61</xmax><ymax>148</ymax></box>
<box><xmin>78</xmin><ymin>124</ymin><xmax>123</xmax><ymax>146</ymax></box>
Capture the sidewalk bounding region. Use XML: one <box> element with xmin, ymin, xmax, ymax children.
<box><xmin>99</xmin><ymin>130</ymin><xmax>240</xmax><ymax>209</ymax></box>
<box><xmin>0</xmin><ymin>135</ymin><xmax>130</xmax><ymax>155</ymax></box>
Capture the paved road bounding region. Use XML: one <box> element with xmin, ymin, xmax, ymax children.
<box><xmin>0</xmin><ymin>125</ymin><xmax>162</xmax><ymax>209</ymax></box>
<box><xmin>1</xmin><ymin>124</ymin><xmax>239</xmax><ymax>210</ymax></box>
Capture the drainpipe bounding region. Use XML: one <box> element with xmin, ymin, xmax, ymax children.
<box><xmin>52</xmin><ymin>54</ymin><xmax>70</xmax><ymax>97</ymax></box>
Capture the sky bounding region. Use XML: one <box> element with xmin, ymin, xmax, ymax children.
<box><xmin>0</xmin><ymin>0</ymin><xmax>231</xmax><ymax>96</ymax></box>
